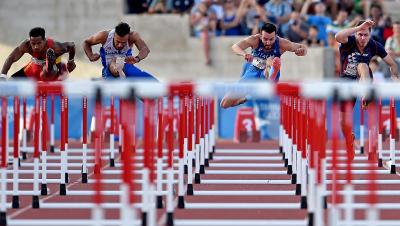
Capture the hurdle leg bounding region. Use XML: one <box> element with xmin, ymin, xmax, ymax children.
<box><xmin>344</xmin><ymin>184</ymin><xmax>354</xmax><ymax>226</ymax></box>
<box><xmin>378</xmin><ymin>133</ymin><xmax>383</xmax><ymax>167</ymax></box>
<box><xmin>40</xmin><ymin>151</ymin><xmax>48</xmax><ymax>196</ymax></box>
<box><xmin>166</xmin><ymin>166</ymin><xmax>174</xmax><ymax>226</ymax></box>
<box><xmin>195</xmin><ymin>143</ymin><xmax>201</xmax><ymax>184</ymax></box>
<box><xmin>292</xmin><ymin>144</ymin><xmax>297</xmax><ymax>184</ymax></box>
<box><xmin>390</xmin><ymin>134</ymin><xmax>396</xmax><ymax>174</ymax></box>
<box><xmin>184</xmin><ymin>138</ymin><xmax>188</xmax><ymax>174</ymax></box>
<box><xmin>156</xmin><ymin>157</ymin><xmax>163</xmax><ymax>208</ymax></box>
<box><xmin>200</xmin><ymin>137</ymin><xmax>205</xmax><ymax>174</ymax></box>
<box><xmin>141</xmin><ymin>168</ymin><xmax>149</xmax><ymax>226</ymax></box>
<box><xmin>0</xmin><ymin>168</ymin><xmax>6</xmax><ymax>226</ymax></box>
<box><xmin>187</xmin><ymin>151</ymin><xmax>194</xmax><ymax>195</ymax></box>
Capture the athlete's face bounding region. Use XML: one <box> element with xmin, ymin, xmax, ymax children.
<box><xmin>114</xmin><ymin>34</ymin><xmax>129</xmax><ymax>51</ymax></box>
<box><xmin>355</xmin><ymin>29</ymin><xmax>371</xmax><ymax>48</ymax></box>
<box><xmin>261</xmin><ymin>31</ymin><xmax>276</xmax><ymax>49</ymax></box>
<box><xmin>29</xmin><ymin>36</ymin><xmax>46</xmax><ymax>53</ymax></box>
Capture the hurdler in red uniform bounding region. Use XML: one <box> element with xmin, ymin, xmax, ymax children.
<box><xmin>1</xmin><ymin>27</ymin><xmax>76</xmax><ymax>81</ymax></box>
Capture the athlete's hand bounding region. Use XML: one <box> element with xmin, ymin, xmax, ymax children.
<box><xmin>295</xmin><ymin>45</ymin><xmax>307</xmax><ymax>56</ymax></box>
<box><xmin>358</xmin><ymin>19</ymin><xmax>375</xmax><ymax>31</ymax></box>
<box><xmin>244</xmin><ymin>54</ymin><xmax>253</xmax><ymax>62</ymax></box>
<box><xmin>125</xmin><ymin>56</ymin><xmax>138</xmax><ymax>64</ymax></box>
<box><xmin>392</xmin><ymin>75</ymin><xmax>400</xmax><ymax>81</ymax></box>
<box><xmin>67</xmin><ymin>60</ymin><xmax>76</xmax><ymax>72</ymax></box>
<box><xmin>0</xmin><ymin>74</ymin><xmax>7</xmax><ymax>81</ymax></box>
<box><xmin>88</xmin><ymin>53</ymin><xmax>100</xmax><ymax>62</ymax></box>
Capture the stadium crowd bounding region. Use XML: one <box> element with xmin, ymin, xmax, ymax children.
<box><xmin>126</xmin><ymin>0</ymin><xmax>399</xmax><ymax>77</ymax></box>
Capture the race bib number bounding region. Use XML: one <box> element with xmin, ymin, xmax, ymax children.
<box><xmin>251</xmin><ymin>57</ymin><xmax>266</xmax><ymax>70</ymax></box>
<box><xmin>344</xmin><ymin>62</ymin><xmax>358</xmax><ymax>77</ymax></box>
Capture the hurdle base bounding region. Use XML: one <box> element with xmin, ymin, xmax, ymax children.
<box><xmin>12</xmin><ymin>195</ymin><xmax>19</xmax><ymax>209</ymax></box>
<box><xmin>32</xmin><ymin>195</ymin><xmax>39</xmax><ymax>209</ymax></box>
<box><xmin>378</xmin><ymin>158</ymin><xmax>383</xmax><ymax>167</ymax></box>
<box><xmin>141</xmin><ymin>212</ymin><xmax>147</xmax><ymax>226</ymax></box>
<box><xmin>360</xmin><ymin>146</ymin><xmax>364</xmax><ymax>154</ymax></box>
<box><xmin>82</xmin><ymin>173</ymin><xmax>88</xmax><ymax>183</ymax></box>
<box><xmin>295</xmin><ymin>183</ymin><xmax>301</xmax><ymax>195</ymax></box>
<box><xmin>291</xmin><ymin>174</ymin><xmax>296</xmax><ymax>184</ymax></box>
<box><xmin>157</xmin><ymin>195</ymin><xmax>163</xmax><ymax>209</ymax></box>
<box><xmin>391</xmin><ymin>165</ymin><xmax>396</xmax><ymax>174</ymax></box>
<box><xmin>41</xmin><ymin>184</ymin><xmax>48</xmax><ymax>196</ymax></box>
<box><xmin>22</xmin><ymin>152</ymin><xmax>27</xmax><ymax>160</ymax></box>
<box><xmin>205</xmin><ymin>159</ymin><xmax>209</xmax><ymax>167</ymax></box>
<box><xmin>300</xmin><ymin>196</ymin><xmax>307</xmax><ymax>209</ymax></box>
<box><xmin>0</xmin><ymin>212</ymin><xmax>6</xmax><ymax>226</ymax></box>
<box><xmin>279</xmin><ymin>146</ymin><xmax>283</xmax><ymax>154</ymax></box>
<box><xmin>192</xmin><ymin>159</ymin><xmax>196</xmax><ymax>167</ymax></box>
<box><xmin>50</xmin><ymin>145</ymin><xmax>55</xmax><ymax>153</ymax></box>
<box><xmin>308</xmin><ymin>212</ymin><xmax>314</xmax><ymax>226</ymax></box>
<box><xmin>284</xmin><ymin>158</ymin><xmax>288</xmax><ymax>167</ymax></box>
<box><xmin>200</xmin><ymin>165</ymin><xmax>205</xmax><ymax>174</ymax></box>
<box><xmin>65</xmin><ymin>173</ymin><xmax>69</xmax><ymax>184</ymax></box>
<box><xmin>287</xmin><ymin>165</ymin><xmax>292</xmax><ymax>175</ymax></box>
<box><xmin>59</xmin><ymin>184</ymin><xmax>66</xmax><ymax>196</ymax></box>
<box><xmin>166</xmin><ymin>212</ymin><xmax>174</xmax><ymax>226</ymax></box>
<box><xmin>184</xmin><ymin>165</ymin><xmax>188</xmax><ymax>174</ymax></box>
<box><xmin>282</xmin><ymin>153</ymin><xmax>286</xmax><ymax>161</ymax></box>
<box><xmin>195</xmin><ymin>173</ymin><xmax>201</xmax><ymax>184</ymax></box>
<box><xmin>187</xmin><ymin>184</ymin><xmax>194</xmax><ymax>195</ymax></box>
<box><xmin>110</xmin><ymin>158</ymin><xmax>115</xmax><ymax>167</ymax></box>
<box><xmin>18</xmin><ymin>158</ymin><xmax>21</xmax><ymax>167</ymax></box>
<box><xmin>178</xmin><ymin>196</ymin><xmax>185</xmax><ymax>208</ymax></box>
<box><xmin>209</xmin><ymin>152</ymin><xmax>213</xmax><ymax>160</ymax></box>
<box><xmin>324</xmin><ymin>196</ymin><xmax>328</xmax><ymax>209</ymax></box>
<box><xmin>118</xmin><ymin>146</ymin><xmax>122</xmax><ymax>153</ymax></box>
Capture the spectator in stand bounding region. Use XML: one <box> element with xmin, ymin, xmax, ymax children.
<box><xmin>286</xmin><ymin>11</ymin><xmax>309</xmax><ymax>43</ymax></box>
<box><xmin>384</xmin><ymin>21</ymin><xmax>400</xmax><ymax>77</ymax></box>
<box><xmin>126</xmin><ymin>0</ymin><xmax>149</xmax><ymax>14</ymax></box>
<box><xmin>260</xmin><ymin>0</ymin><xmax>292</xmax><ymax>36</ymax></box>
<box><xmin>300</xmin><ymin>0</ymin><xmax>332</xmax><ymax>46</ymax></box>
<box><xmin>171</xmin><ymin>0</ymin><xmax>195</xmax><ymax>13</ymax></box>
<box><xmin>190</xmin><ymin>0</ymin><xmax>218</xmax><ymax>65</ymax></box>
<box><xmin>382</xmin><ymin>16</ymin><xmax>394</xmax><ymax>42</ymax></box>
<box><xmin>368</xmin><ymin>3</ymin><xmax>385</xmax><ymax>44</ymax></box>
<box><xmin>148</xmin><ymin>0</ymin><xmax>167</xmax><ymax>13</ymax></box>
<box><xmin>305</xmin><ymin>25</ymin><xmax>324</xmax><ymax>47</ymax></box>
<box><xmin>327</xmin><ymin>8</ymin><xmax>362</xmax><ymax>35</ymax></box>
<box><xmin>220</xmin><ymin>0</ymin><xmax>243</xmax><ymax>36</ymax></box>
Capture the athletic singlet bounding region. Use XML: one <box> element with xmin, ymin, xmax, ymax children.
<box><xmin>250</xmin><ymin>37</ymin><xmax>281</xmax><ymax>70</ymax></box>
<box><xmin>23</xmin><ymin>38</ymin><xmax>62</xmax><ymax>79</ymax></box>
<box><xmin>339</xmin><ymin>35</ymin><xmax>387</xmax><ymax>79</ymax></box>
<box><xmin>100</xmin><ymin>29</ymin><xmax>133</xmax><ymax>68</ymax></box>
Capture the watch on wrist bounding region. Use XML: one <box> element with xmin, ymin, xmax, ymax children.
<box><xmin>134</xmin><ymin>56</ymin><xmax>141</xmax><ymax>62</ymax></box>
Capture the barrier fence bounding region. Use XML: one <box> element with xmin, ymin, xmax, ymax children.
<box><xmin>0</xmin><ymin>80</ymin><xmax>399</xmax><ymax>226</ymax></box>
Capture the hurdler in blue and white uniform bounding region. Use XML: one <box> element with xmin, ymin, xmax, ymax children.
<box><xmin>83</xmin><ymin>22</ymin><xmax>157</xmax><ymax>80</ymax></box>
<box><xmin>220</xmin><ymin>22</ymin><xmax>308</xmax><ymax>108</ymax></box>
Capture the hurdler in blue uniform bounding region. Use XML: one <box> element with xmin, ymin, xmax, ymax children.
<box><xmin>221</xmin><ymin>22</ymin><xmax>308</xmax><ymax>108</ymax></box>
<box><xmin>83</xmin><ymin>22</ymin><xmax>157</xmax><ymax>80</ymax></box>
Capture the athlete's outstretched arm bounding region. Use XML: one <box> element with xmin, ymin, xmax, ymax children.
<box><xmin>232</xmin><ymin>35</ymin><xmax>258</xmax><ymax>61</ymax></box>
<box><xmin>335</xmin><ymin>19</ymin><xmax>374</xmax><ymax>44</ymax></box>
<box><xmin>126</xmin><ymin>32</ymin><xmax>150</xmax><ymax>64</ymax></box>
<box><xmin>1</xmin><ymin>41</ymin><xmax>29</xmax><ymax>76</ymax></box>
<box><xmin>82</xmin><ymin>31</ymin><xmax>108</xmax><ymax>62</ymax></box>
<box><xmin>279</xmin><ymin>38</ymin><xmax>307</xmax><ymax>56</ymax></box>
<box><xmin>382</xmin><ymin>54</ymin><xmax>400</xmax><ymax>80</ymax></box>
<box><xmin>54</xmin><ymin>41</ymin><xmax>76</xmax><ymax>72</ymax></box>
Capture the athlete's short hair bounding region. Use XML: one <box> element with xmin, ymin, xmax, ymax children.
<box><xmin>29</xmin><ymin>27</ymin><xmax>45</xmax><ymax>40</ymax></box>
<box><xmin>260</xmin><ymin>23</ymin><xmax>277</xmax><ymax>34</ymax></box>
<box><xmin>115</xmin><ymin>22</ymin><xmax>131</xmax><ymax>37</ymax></box>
